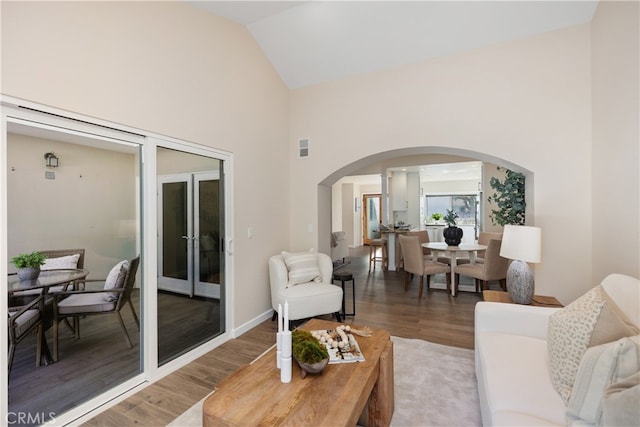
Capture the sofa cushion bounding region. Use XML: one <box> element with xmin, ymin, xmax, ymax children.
<box><xmin>476</xmin><ymin>332</ymin><xmax>566</xmax><ymax>426</ymax></box>
<box><xmin>547</xmin><ymin>285</ymin><xmax>639</xmax><ymax>404</ymax></box>
<box><xmin>281</xmin><ymin>250</ymin><xmax>322</xmax><ymax>287</ymax></box>
<box><xmin>104</xmin><ymin>260</ymin><xmax>129</xmax><ymax>302</ymax></box>
<box><xmin>42</xmin><ymin>253</ymin><xmax>80</xmax><ymax>270</ymax></box>
<box><xmin>600</xmin><ymin>371</ymin><xmax>640</xmax><ymax>426</ymax></box>
<box><xmin>600</xmin><ymin>273</ymin><xmax>640</xmax><ymax>328</ymax></box>
<box><xmin>567</xmin><ymin>335</ymin><xmax>640</xmax><ymax>425</ymax></box>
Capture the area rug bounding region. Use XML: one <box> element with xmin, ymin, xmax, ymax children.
<box><xmin>167</xmin><ymin>337</ymin><xmax>481</xmax><ymax>426</ymax></box>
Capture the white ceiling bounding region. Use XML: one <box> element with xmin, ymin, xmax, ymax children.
<box><xmin>189</xmin><ymin>1</ymin><xmax>599</xmax><ymax>89</ymax></box>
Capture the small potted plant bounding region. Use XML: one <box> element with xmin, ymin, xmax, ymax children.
<box><xmin>11</xmin><ymin>251</ymin><xmax>47</xmax><ymax>281</ymax></box>
<box><xmin>292</xmin><ymin>329</ymin><xmax>329</xmax><ymax>378</ymax></box>
<box><xmin>442</xmin><ymin>209</ymin><xmax>463</xmax><ymax>246</ymax></box>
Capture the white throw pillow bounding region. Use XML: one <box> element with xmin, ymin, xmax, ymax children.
<box><xmin>103</xmin><ymin>260</ymin><xmax>129</xmax><ymax>302</ymax></box>
<box><xmin>547</xmin><ymin>285</ymin><xmax>640</xmax><ymax>404</ymax></box>
<box><xmin>600</xmin><ymin>372</ymin><xmax>640</xmax><ymax>426</ymax></box>
<box><xmin>281</xmin><ymin>250</ymin><xmax>322</xmax><ymax>287</ymax></box>
<box><xmin>41</xmin><ymin>254</ymin><xmax>80</xmax><ymax>270</ymax></box>
<box><xmin>566</xmin><ymin>335</ymin><xmax>640</xmax><ymax>425</ymax></box>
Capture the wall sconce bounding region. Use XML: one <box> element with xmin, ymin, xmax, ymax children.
<box><xmin>44</xmin><ymin>152</ymin><xmax>59</xmax><ymax>168</ymax></box>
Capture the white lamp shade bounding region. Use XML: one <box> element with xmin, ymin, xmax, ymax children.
<box><xmin>500</xmin><ymin>225</ymin><xmax>542</xmax><ymax>263</ymax></box>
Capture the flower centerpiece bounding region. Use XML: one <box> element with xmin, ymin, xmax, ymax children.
<box><xmin>11</xmin><ymin>251</ymin><xmax>47</xmax><ymax>281</ymax></box>
<box><xmin>442</xmin><ymin>209</ymin><xmax>463</xmax><ymax>246</ymax></box>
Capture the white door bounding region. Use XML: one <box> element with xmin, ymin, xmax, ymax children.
<box><xmin>158</xmin><ymin>172</ymin><xmax>221</xmax><ymax>298</ymax></box>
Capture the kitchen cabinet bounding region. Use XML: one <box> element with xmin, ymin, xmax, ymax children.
<box><xmin>391</xmin><ymin>171</ymin><xmax>407</xmax><ymax>211</ymax></box>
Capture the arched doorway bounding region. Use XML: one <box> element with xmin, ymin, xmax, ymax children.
<box><xmin>317</xmin><ymin>147</ymin><xmax>533</xmax><ymax>255</ymax></box>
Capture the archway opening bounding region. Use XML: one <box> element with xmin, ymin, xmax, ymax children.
<box><xmin>317</xmin><ymin>146</ymin><xmax>533</xmax><ymax>256</ymax></box>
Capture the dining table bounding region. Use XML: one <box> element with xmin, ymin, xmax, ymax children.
<box><xmin>422</xmin><ymin>242</ymin><xmax>486</xmax><ymax>297</ymax></box>
<box><xmin>8</xmin><ymin>268</ymin><xmax>89</xmax><ymax>365</ymax></box>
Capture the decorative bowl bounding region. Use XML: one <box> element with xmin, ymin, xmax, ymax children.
<box><xmin>295</xmin><ymin>358</ymin><xmax>329</xmax><ymax>379</ymax></box>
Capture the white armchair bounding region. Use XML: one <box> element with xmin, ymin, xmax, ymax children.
<box><xmin>269</xmin><ymin>251</ymin><xmax>343</xmax><ymax>323</ymax></box>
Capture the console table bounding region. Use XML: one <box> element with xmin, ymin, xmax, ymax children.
<box><xmin>202</xmin><ymin>319</ymin><xmax>394</xmax><ymax>426</ymax></box>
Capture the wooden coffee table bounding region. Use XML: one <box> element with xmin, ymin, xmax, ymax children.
<box><xmin>483</xmin><ymin>290</ymin><xmax>563</xmax><ymax>307</ymax></box>
<box><xmin>202</xmin><ymin>319</ymin><xmax>394</xmax><ymax>426</ymax></box>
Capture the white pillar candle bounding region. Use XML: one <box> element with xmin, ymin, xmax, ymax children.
<box><xmin>277</xmin><ymin>303</ymin><xmax>283</xmax><ymax>332</ymax></box>
<box><xmin>284</xmin><ymin>301</ymin><xmax>289</xmax><ymax>331</ymax></box>
<box><xmin>281</xmin><ymin>330</ymin><xmax>292</xmax><ymax>358</ymax></box>
<box><xmin>280</xmin><ymin>355</ymin><xmax>292</xmax><ymax>383</ymax></box>
<box><xmin>276</xmin><ymin>335</ymin><xmax>282</xmax><ymax>369</ymax></box>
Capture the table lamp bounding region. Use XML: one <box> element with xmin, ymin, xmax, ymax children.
<box><xmin>499</xmin><ymin>225</ymin><xmax>542</xmax><ymax>304</ymax></box>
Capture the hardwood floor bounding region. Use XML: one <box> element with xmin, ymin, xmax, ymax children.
<box><xmin>84</xmin><ymin>246</ymin><xmax>488</xmax><ymax>426</ymax></box>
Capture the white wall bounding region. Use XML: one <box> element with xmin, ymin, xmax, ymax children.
<box><xmin>1</xmin><ymin>1</ymin><xmax>290</xmax><ymax>327</ymax></box>
<box><xmin>591</xmin><ymin>1</ymin><xmax>640</xmax><ymax>281</ymax></box>
<box><xmin>7</xmin><ymin>134</ymin><xmax>136</xmax><ymax>278</ymax></box>
<box><xmin>289</xmin><ymin>24</ymin><xmax>592</xmax><ymax>304</ymax></box>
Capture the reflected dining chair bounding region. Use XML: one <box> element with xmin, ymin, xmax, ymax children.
<box><xmin>51</xmin><ymin>256</ymin><xmax>140</xmax><ymax>362</ymax></box>
<box><xmin>454</xmin><ymin>239</ymin><xmax>508</xmax><ymax>294</ymax></box>
<box><xmin>398</xmin><ymin>235</ymin><xmax>450</xmax><ymax>299</ymax></box>
<box><xmin>8</xmin><ymin>295</ymin><xmax>43</xmax><ymax>374</ymax></box>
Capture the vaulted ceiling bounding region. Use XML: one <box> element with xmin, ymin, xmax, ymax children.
<box><xmin>189</xmin><ymin>1</ymin><xmax>598</xmax><ymax>89</ymax></box>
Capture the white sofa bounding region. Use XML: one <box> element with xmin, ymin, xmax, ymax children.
<box><xmin>475</xmin><ymin>274</ymin><xmax>640</xmax><ymax>426</ymax></box>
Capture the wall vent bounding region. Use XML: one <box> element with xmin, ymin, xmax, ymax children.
<box><xmin>298</xmin><ymin>138</ymin><xmax>310</xmax><ymax>158</ymax></box>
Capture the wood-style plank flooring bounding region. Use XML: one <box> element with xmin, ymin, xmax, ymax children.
<box><xmin>84</xmin><ymin>246</ymin><xmax>488</xmax><ymax>426</ymax></box>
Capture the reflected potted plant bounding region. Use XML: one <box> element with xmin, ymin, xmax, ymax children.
<box><xmin>442</xmin><ymin>209</ymin><xmax>463</xmax><ymax>246</ymax></box>
<box><xmin>11</xmin><ymin>251</ymin><xmax>47</xmax><ymax>281</ymax></box>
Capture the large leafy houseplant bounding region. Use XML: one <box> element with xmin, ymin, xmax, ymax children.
<box><xmin>488</xmin><ymin>167</ymin><xmax>526</xmax><ymax>226</ymax></box>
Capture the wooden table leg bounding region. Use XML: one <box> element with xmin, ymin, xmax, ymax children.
<box><xmin>367</xmin><ymin>339</ymin><xmax>394</xmax><ymax>427</ymax></box>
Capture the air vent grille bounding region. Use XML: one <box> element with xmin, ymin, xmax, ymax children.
<box><xmin>298</xmin><ymin>138</ymin><xmax>310</xmax><ymax>158</ymax></box>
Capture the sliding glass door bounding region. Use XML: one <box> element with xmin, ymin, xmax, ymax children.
<box><xmin>156</xmin><ymin>148</ymin><xmax>225</xmax><ymax>365</ymax></box>
<box><xmin>2</xmin><ymin>100</ymin><xmax>234</xmax><ymax>425</ymax></box>
<box><xmin>5</xmin><ymin>120</ymin><xmax>143</xmax><ymax>424</ymax></box>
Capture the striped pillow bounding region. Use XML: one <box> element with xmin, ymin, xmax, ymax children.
<box><xmin>281</xmin><ymin>250</ymin><xmax>321</xmax><ymax>287</ymax></box>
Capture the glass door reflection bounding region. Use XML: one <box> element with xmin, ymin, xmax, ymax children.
<box><xmin>157</xmin><ymin>148</ymin><xmax>225</xmax><ymax>365</ymax></box>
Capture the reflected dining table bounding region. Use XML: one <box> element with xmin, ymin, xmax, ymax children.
<box><xmin>423</xmin><ymin>242</ymin><xmax>486</xmax><ymax>297</ymax></box>
<box><xmin>8</xmin><ymin>269</ymin><xmax>89</xmax><ymax>365</ymax></box>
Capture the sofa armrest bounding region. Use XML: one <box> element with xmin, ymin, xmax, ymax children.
<box><xmin>475</xmin><ymin>302</ymin><xmax>561</xmax><ymax>341</ymax></box>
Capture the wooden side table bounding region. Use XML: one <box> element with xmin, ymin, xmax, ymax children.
<box><xmin>482</xmin><ymin>290</ymin><xmax>563</xmax><ymax>307</ymax></box>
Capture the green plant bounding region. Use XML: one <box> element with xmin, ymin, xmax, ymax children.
<box><xmin>443</xmin><ymin>209</ymin><xmax>459</xmax><ymax>227</ymax></box>
<box><xmin>292</xmin><ymin>330</ymin><xmax>329</xmax><ymax>364</ymax></box>
<box><xmin>487</xmin><ymin>167</ymin><xmax>526</xmax><ymax>226</ymax></box>
<box><xmin>430</xmin><ymin>213</ymin><xmax>442</xmax><ymax>221</ymax></box>
<box><xmin>11</xmin><ymin>251</ymin><xmax>47</xmax><ymax>269</ymax></box>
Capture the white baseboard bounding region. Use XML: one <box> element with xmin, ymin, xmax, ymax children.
<box><xmin>232</xmin><ymin>309</ymin><xmax>273</xmax><ymax>338</ymax></box>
